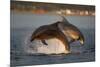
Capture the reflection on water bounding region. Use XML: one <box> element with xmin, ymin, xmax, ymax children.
<box><xmin>10</xmin><ymin>13</ymin><xmax>95</xmax><ymax>66</ymax></box>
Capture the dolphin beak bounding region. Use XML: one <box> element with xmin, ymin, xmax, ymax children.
<box><xmin>79</xmin><ymin>37</ymin><xmax>84</xmax><ymax>45</ymax></box>
<box><xmin>79</xmin><ymin>39</ymin><xmax>84</xmax><ymax>45</ymax></box>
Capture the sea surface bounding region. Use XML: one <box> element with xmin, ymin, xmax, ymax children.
<box><xmin>10</xmin><ymin>12</ymin><xmax>95</xmax><ymax>66</ymax></box>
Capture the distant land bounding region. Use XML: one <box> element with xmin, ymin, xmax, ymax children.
<box><xmin>11</xmin><ymin>1</ymin><xmax>95</xmax><ymax>16</ymax></box>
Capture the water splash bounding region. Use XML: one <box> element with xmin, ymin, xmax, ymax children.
<box><xmin>23</xmin><ymin>32</ymin><xmax>70</xmax><ymax>55</ymax></box>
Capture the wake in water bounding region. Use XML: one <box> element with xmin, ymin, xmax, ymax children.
<box><xmin>23</xmin><ymin>33</ymin><xmax>70</xmax><ymax>55</ymax></box>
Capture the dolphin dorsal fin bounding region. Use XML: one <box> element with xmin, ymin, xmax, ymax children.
<box><xmin>61</xmin><ymin>16</ymin><xmax>69</xmax><ymax>23</ymax></box>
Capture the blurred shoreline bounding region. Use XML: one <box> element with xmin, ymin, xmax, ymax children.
<box><xmin>11</xmin><ymin>10</ymin><xmax>95</xmax><ymax>16</ymax></box>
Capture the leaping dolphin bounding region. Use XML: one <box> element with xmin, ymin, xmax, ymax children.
<box><xmin>58</xmin><ymin>16</ymin><xmax>84</xmax><ymax>45</ymax></box>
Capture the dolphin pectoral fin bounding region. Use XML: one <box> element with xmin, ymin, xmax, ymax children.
<box><xmin>41</xmin><ymin>40</ymin><xmax>48</xmax><ymax>45</ymax></box>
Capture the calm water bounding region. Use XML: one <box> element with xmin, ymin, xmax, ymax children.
<box><xmin>10</xmin><ymin>12</ymin><xmax>95</xmax><ymax>66</ymax></box>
